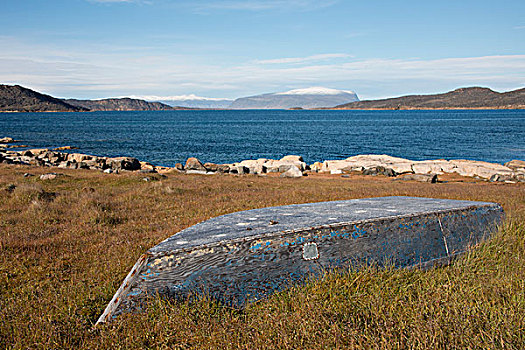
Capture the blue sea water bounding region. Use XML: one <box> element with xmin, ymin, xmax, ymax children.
<box><xmin>0</xmin><ymin>109</ymin><xmax>524</xmax><ymax>166</ymax></box>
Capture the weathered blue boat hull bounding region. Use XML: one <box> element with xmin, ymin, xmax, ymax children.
<box><xmin>97</xmin><ymin>196</ymin><xmax>504</xmax><ymax>324</ymax></box>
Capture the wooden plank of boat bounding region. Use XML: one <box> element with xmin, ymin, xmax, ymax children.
<box><xmin>96</xmin><ymin>196</ymin><xmax>504</xmax><ymax>324</ymax></box>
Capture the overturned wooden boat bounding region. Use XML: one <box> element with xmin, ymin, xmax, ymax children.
<box><xmin>97</xmin><ymin>196</ymin><xmax>503</xmax><ymax>324</ymax></box>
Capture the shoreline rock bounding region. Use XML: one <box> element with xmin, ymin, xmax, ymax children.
<box><xmin>396</xmin><ymin>174</ymin><xmax>438</xmax><ymax>183</ymax></box>
<box><xmin>0</xmin><ymin>138</ymin><xmax>522</xmax><ymax>182</ymax></box>
<box><xmin>0</xmin><ymin>137</ymin><xmax>15</xmax><ymax>143</ymax></box>
<box><xmin>280</xmin><ymin>165</ymin><xmax>304</xmax><ymax>178</ymax></box>
<box><xmin>316</xmin><ymin>154</ymin><xmax>523</xmax><ymax>181</ymax></box>
<box><xmin>185</xmin><ymin>157</ymin><xmax>206</xmax><ymax>172</ymax></box>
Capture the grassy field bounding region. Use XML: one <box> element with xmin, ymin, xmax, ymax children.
<box><xmin>1</xmin><ymin>164</ymin><xmax>524</xmax><ymax>349</ymax></box>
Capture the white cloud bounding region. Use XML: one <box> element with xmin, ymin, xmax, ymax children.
<box><xmin>1</xmin><ymin>36</ymin><xmax>523</xmax><ymax>99</ymax></box>
<box><xmin>255</xmin><ymin>53</ymin><xmax>353</xmax><ymax>65</ymax></box>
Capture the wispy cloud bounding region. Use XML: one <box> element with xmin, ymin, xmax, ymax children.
<box><xmin>188</xmin><ymin>0</ymin><xmax>338</xmax><ymax>12</ymax></box>
<box><xmin>514</xmin><ymin>25</ymin><xmax>525</xmax><ymax>30</ymax></box>
<box><xmin>1</xmin><ymin>36</ymin><xmax>523</xmax><ymax>99</ymax></box>
<box><xmin>344</xmin><ymin>32</ymin><xmax>366</xmax><ymax>39</ymax></box>
<box><xmin>86</xmin><ymin>0</ymin><xmax>337</xmax><ymax>10</ymax></box>
<box><xmin>255</xmin><ymin>53</ymin><xmax>353</xmax><ymax>65</ymax></box>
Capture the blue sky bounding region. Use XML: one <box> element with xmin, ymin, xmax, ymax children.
<box><xmin>1</xmin><ymin>0</ymin><xmax>524</xmax><ymax>100</ymax></box>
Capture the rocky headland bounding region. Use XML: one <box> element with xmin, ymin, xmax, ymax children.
<box><xmin>332</xmin><ymin>87</ymin><xmax>525</xmax><ymax>110</ymax></box>
<box><xmin>0</xmin><ymin>85</ymin><xmax>88</xmax><ymax>112</ymax></box>
<box><xmin>0</xmin><ymin>85</ymin><xmax>193</xmax><ymax>112</ymax></box>
<box><xmin>1</xmin><ymin>137</ymin><xmax>523</xmax><ymax>183</ymax></box>
<box><xmin>63</xmin><ymin>98</ymin><xmax>189</xmax><ymax>112</ymax></box>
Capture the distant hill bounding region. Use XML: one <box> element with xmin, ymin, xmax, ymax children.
<box><xmin>230</xmin><ymin>87</ymin><xmax>359</xmax><ymax>109</ymax></box>
<box><xmin>64</xmin><ymin>98</ymin><xmax>182</xmax><ymax>111</ymax></box>
<box><xmin>0</xmin><ymin>85</ymin><xmax>87</xmax><ymax>112</ymax></box>
<box><xmin>5</xmin><ymin>84</ymin><xmax>523</xmax><ymax>113</ymax></box>
<box><xmin>0</xmin><ymin>84</ymin><xmax>197</xmax><ymax>112</ymax></box>
<box><xmin>333</xmin><ymin>87</ymin><xmax>525</xmax><ymax>110</ymax></box>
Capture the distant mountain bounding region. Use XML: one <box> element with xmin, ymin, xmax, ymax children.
<box><xmin>230</xmin><ymin>87</ymin><xmax>359</xmax><ymax>109</ymax></box>
<box><xmin>160</xmin><ymin>99</ymin><xmax>232</xmax><ymax>109</ymax></box>
<box><xmin>64</xmin><ymin>98</ymin><xmax>183</xmax><ymax>111</ymax></box>
<box><xmin>136</xmin><ymin>94</ymin><xmax>233</xmax><ymax>109</ymax></box>
<box><xmin>333</xmin><ymin>87</ymin><xmax>525</xmax><ymax>110</ymax></box>
<box><xmin>0</xmin><ymin>85</ymin><xmax>87</xmax><ymax>112</ymax></box>
<box><xmin>6</xmin><ymin>84</ymin><xmax>523</xmax><ymax>113</ymax></box>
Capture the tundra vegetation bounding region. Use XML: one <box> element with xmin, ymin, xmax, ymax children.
<box><xmin>0</xmin><ymin>164</ymin><xmax>524</xmax><ymax>349</ymax></box>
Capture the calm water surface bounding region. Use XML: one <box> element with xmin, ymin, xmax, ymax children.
<box><xmin>0</xmin><ymin>109</ymin><xmax>523</xmax><ymax>166</ymax></box>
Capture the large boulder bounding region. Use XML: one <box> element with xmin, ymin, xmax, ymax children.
<box><xmin>81</xmin><ymin>159</ymin><xmax>101</xmax><ymax>169</ymax></box>
<box><xmin>107</xmin><ymin>156</ymin><xmax>141</xmax><ymax>171</ymax></box>
<box><xmin>230</xmin><ymin>165</ymin><xmax>249</xmax><ymax>175</ymax></box>
<box><xmin>278</xmin><ymin>164</ymin><xmax>295</xmax><ymax>172</ymax></box>
<box><xmin>317</xmin><ymin>154</ymin><xmax>522</xmax><ymax>181</ymax></box>
<box><xmin>204</xmin><ymin>162</ymin><xmax>219</xmax><ymax>172</ymax></box>
<box><xmin>449</xmin><ymin>160</ymin><xmax>513</xmax><ymax>179</ymax></box>
<box><xmin>0</xmin><ymin>137</ymin><xmax>14</xmax><ymax>143</ymax></box>
<box><xmin>216</xmin><ymin>164</ymin><xmax>231</xmax><ymax>173</ymax></box>
<box><xmin>27</xmin><ymin>148</ymin><xmax>49</xmax><ymax>157</ymax></box>
<box><xmin>140</xmin><ymin>161</ymin><xmax>156</xmax><ymax>172</ymax></box>
<box><xmin>310</xmin><ymin>162</ymin><xmax>323</xmax><ymax>172</ymax></box>
<box><xmin>362</xmin><ymin>166</ymin><xmax>397</xmax><ymax>177</ymax></box>
<box><xmin>280</xmin><ymin>155</ymin><xmax>307</xmax><ymax>171</ymax></box>
<box><xmin>321</xmin><ymin>160</ymin><xmax>351</xmax><ymax>173</ymax></box>
<box><xmin>411</xmin><ymin>160</ymin><xmax>450</xmax><ymax>175</ymax></box>
<box><xmin>280</xmin><ymin>155</ymin><xmax>303</xmax><ymax>163</ymax></box>
<box><xmin>280</xmin><ymin>165</ymin><xmax>303</xmax><ymax>178</ymax></box>
<box><xmin>57</xmin><ymin>161</ymin><xmax>70</xmax><ymax>168</ymax></box>
<box><xmin>264</xmin><ymin>160</ymin><xmax>281</xmax><ymax>173</ymax></box>
<box><xmin>49</xmin><ymin>152</ymin><xmax>67</xmax><ymax>164</ymax></box>
<box><xmin>321</xmin><ymin>155</ymin><xmax>413</xmax><ymax>174</ymax></box>
<box><xmin>238</xmin><ymin>159</ymin><xmax>268</xmax><ymax>174</ymax></box>
<box><xmin>264</xmin><ymin>155</ymin><xmax>306</xmax><ymax>173</ymax></box>
<box><xmin>68</xmin><ymin>153</ymin><xmax>94</xmax><ymax>163</ymax></box>
<box><xmin>490</xmin><ymin>173</ymin><xmax>525</xmax><ymax>183</ymax></box>
<box><xmin>504</xmin><ymin>160</ymin><xmax>525</xmax><ymax>172</ymax></box>
<box><xmin>185</xmin><ymin>157</ymin><xmax>206</xmax><ymax>171</ymax></box>
<box><xmin>397</xmin><ymin>174</ymin><xmax>438</xmax><ymax>183</ymax></box>
<box><xmin>347</xmin><ymin>154</ymin><xmax>413</xmax><ymax>174</ymax></box>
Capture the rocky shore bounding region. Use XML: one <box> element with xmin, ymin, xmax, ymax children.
<box><xmin>1</xmin><ymin>137</ymin><xmax>524</xmax><ymax>183</ymax></box>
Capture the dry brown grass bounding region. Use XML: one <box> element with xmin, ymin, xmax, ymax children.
<box><xmin>0</xmin><ymin>164</ymin><xmax>524</xmax><ymax>349</ymax></box>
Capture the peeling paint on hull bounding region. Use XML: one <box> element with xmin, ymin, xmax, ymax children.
<box><xmin>96</xmin><ymin>196</ymin><xmax>504</xmax><ymax>324</ymax></box>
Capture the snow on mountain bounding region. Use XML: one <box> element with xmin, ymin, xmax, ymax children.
<box><xmin>230</xmin><ymin>87</ymin><xmax>359</xmax><ymax>109</ymax></box>
<box><xmin>127</xmin><ymin>87</ymin><xmax>359</xmax><ymax>109</ymax></box>
<box><xmin>276</xmin><ymin>87</ymin><xmax>356</xmax><ymax>95</ymax></box>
